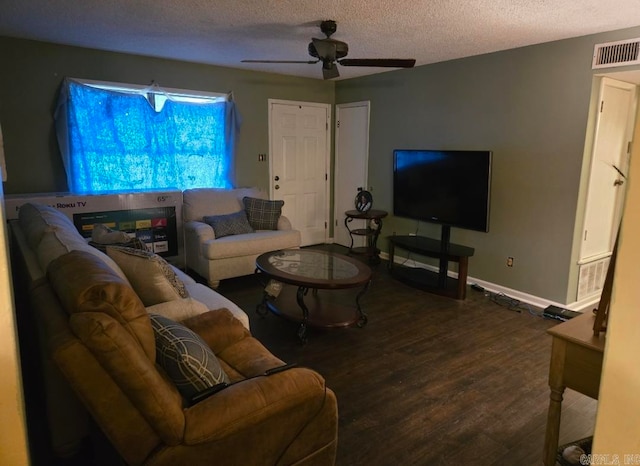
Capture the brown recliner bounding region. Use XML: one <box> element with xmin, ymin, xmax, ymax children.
<box><xmin>44</xmin><ymin>250</ymin><xmax>338</xmax><ymax>465</ymax></box>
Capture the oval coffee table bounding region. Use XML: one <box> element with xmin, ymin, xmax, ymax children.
<box><xmin>255</xmin><ymin>249</ymin><xmax>372</xmax><ymax>343</ymax></box>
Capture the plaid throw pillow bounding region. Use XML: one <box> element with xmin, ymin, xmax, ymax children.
<box><xmin>203</xmin><ymin>210</ymin><xmax>254</xmax><ymax>238</ymax></box>
<box><xmin>150</xmin><ymin>314</ymin><xmax>229</xmax><ymax>400</ymax></box>
<box><xmin>242</xmin><ymin>197</ymin><xmax>284</xmax><ymax>230</ymax></box>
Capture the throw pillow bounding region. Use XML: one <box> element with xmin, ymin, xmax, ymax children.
<box><xmin>106</xmin><ymin>246</ymin><xmax>188</xmax><ymax>306</ymax></box>
<box><xmin>149</xmin><ymin>313</ymin><xmax>230</xmax><ymax>399</ymax></box>
<box><xmin>90</xmin><ymin>223</ymin><xmax>148</xmax><ymax>252</ymax></box>
<box><xmin>203</xmin><ymin>210</ymin><xmax>254</xmax><ymax>238</ymax></box>
<box><xmin>242</xmin><ymin>196</ymin><xmax>284</xmax><ymax>230</ymax></box>
<box><xmin>146</xmin><ymin>298</ymin><xmax>210</xmax><ymax>322</ymax></box>
<box><xmin>91</xmin><ymin>223</ymin><xmax>131</xmax><ymax>244</ymax></box>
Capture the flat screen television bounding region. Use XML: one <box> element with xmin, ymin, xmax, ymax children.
<box><xmin>393</xmin><ymin>150</ymin><xmax>492</xmax><ymax>232</ymax></box>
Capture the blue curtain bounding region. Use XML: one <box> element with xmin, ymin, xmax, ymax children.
<box><xmin>55</xmin><ymin>79</ymin><xmax>239</xmax><ymax>193</ymax></box>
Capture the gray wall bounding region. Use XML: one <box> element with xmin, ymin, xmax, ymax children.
<box><xmin>2</xmin><ymin>27</ymin><xmax>639</xmax><ymax>304</ymax></box>
<box><xmin>336</xmin><ymin>26</ymin><xmax>640</xmax><ymax>303</ymax></box>
<box><xmin>0</xmin><ymin>37</ymin><xmax>334</xmax><ymax>195</ymax></box>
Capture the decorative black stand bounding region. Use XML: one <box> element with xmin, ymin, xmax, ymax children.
<box><xmin>344</xmin><ymin>209</ymin><xmax>388</xmax><ymax>264</ymax></box>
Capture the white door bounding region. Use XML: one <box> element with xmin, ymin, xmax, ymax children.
<box><xmin>580</xmin><ymin>77</ymin><xmax>637</xmax><ymax>261</ymax></box>
<box><xmin>334</xmin><ymin>102</ymin><xmax>370</xmax><ymax>248</ymax></box>
<box><xmin>269</xmin><ymin>100</ymin><xmax>330</xmax><ymax>246</ymax></box>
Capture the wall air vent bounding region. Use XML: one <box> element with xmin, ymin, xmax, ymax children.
<box><xmin>577</xmin><ymin>256</ymin><xmax>610</xmax><ymax>301</ymax></box>
<box><xmin>592</xmin><ymin>38</ymin><xmax>640</xmax><ymax>69</ymax></box>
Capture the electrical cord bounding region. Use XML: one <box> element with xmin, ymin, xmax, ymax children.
<box><xmin>397</xmin><ymin>221</ymin><xmax>421</xmax><ymax>267</ymax></box>
<box><xmin>483</xmin><ymin>290</ymin><xmax>541</xmax><ymax>316</ymax></box>
<box><xmin>399</xmin><ymin>252</ymin><xmax>412</xmax><ymax>267</ymax></box>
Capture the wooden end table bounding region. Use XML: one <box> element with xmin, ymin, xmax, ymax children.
<box><xmin>543</xmin><ymin>311</ymin><xmax>605</xmax><ymax>465</ymax></box>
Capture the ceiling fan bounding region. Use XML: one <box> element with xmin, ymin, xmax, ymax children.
<box><xmin>242</xmin><ymin>20</ymin><xmax>416</xmax><ymax>79</ymax></box>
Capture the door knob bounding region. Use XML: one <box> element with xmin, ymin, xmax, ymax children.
<box><xmin>274</xmin><ymin>176</ymin><xmax>280</xmax><ymax>181</ymax></box>
<box><xmin>614</xmin><ymin>179</ymin><xmax>624</xmax><ymax>186</ymax></box>
<box><xmin>275</xmin><ymin>184</ymin><xmax>280</xmax><ymax>190</ymax></box>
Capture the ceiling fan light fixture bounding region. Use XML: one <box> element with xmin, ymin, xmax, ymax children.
<box><xmin>322</xmin><ymin>61</ymin><xmax>340</xmax><ymax>80</ymax></box>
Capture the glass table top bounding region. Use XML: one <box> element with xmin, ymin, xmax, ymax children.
<box><xmin>267</xmin><ymin>249</ymin><xmax>360</xmax><ymax>280</ymax></box>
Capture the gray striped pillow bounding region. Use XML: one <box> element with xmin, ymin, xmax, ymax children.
<box><xmin>150</xmin><ymin>314</ymin><xmax>229</xmax><ymax>399</ymax></box>
<box><xmin>203</xmin><ymin>210</ymin><xmax>254</xmax><ymax>238</ymax></box>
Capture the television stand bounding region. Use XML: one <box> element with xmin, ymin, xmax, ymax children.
<box><xmin>387</xmin><ymin>231</ymin><xmax>474</xmax><ymax>299</ymax></box>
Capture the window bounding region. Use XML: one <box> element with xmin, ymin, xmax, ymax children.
<box><xmin>54</xmin><ymin>78</ymin><xmax>240</xmax><ymax>194</ymax></box>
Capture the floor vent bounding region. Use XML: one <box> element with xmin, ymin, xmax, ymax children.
<box><xmin>577</xmin><ymin>257</ymin><xmax>610</xmax><ymax>301</ymax></box>
<box><xmin>593</xmin><ymin>38</ymin><xmax>640</xmax><ymax>69</ymax></box>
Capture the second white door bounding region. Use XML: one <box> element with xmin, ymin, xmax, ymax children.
<box><xmin>580</xmin><ymin>77</ymin><xmax>637</xmax><ymax>261</ymax></box>
<box><xmin>334</xmin><ymin>102</ymin><xmax>370</xmax><ymax>248</ymax></box>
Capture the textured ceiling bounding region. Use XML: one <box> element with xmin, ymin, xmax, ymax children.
<box><xmin>1</xmin><ymin>0</ymin><xmax>640</xmax><ymax>80</ymax></box>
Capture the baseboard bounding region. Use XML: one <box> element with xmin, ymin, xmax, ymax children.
<box><xmin>379</xmin><ymin>251</ymin><xmax>600</xmax><ymax>313</ymax></box>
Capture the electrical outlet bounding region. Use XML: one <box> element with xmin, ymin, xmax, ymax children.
<box><xmin>507</xmin><ymin>257</ymin><xmax>514</xmax><ymax>267</ymax></box>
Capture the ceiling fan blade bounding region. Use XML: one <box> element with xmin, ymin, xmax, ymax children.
<box><xmin>242</xmin><ymin>59</ymin><xmax>319</xmax><ymax>64</ymax></box>
<box><xmin>322</xmin><ymin>62</ymin><xmax>340</xmax><ymax>80</ymax></box>
<box><xmin>338</xmin><ymin>58</ymin><xmax>416</xmax><ymax>68</ymax></box>
<box><xmin>312</xmin><ymin>38</ymin><xmax>337</xmax><ymax>62</ymax></box>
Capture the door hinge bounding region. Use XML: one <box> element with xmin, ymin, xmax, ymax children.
<box><xmin>325</xmin><ymin>173</ymin><xmax>328</xmax><ymax>181</ymax></box>
<box><xmin>628</xmin><ymin>141</ymin><xmax>632</xmax><ymax>154</ymax></box>
<box><xmin>584</xmin><ymin>230</ymin><xmax>588</xmax><ymax>241</ymax></box>
<box><xmin>325</xmin><ymin>221</ymin><xmax>328</xmax><ymax>229</ymax></box>
<box><xmin>600</xmin><ymin>101</ymin><xmax>604</xmax><ymax>113</ymax></box>
<box><xmin>337</xmin><ymin>120</ymin><xmax>340</xmax><ymax>128</ymax></box>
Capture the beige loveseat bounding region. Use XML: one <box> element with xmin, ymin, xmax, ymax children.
<box><xmin>10</xmin><ymin>202</ymin><xmax>337</xmax><ymax>465</ymax></box>
<box><xmin>183</xmin><ymin>187</ymin><xmax>301</xmax><ymax>288</ymax></box>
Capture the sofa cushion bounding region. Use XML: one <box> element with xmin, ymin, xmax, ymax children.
<box><xmin>48</xmin><ymin>250</ymin><xmax>156</xmax><ymax>361</ymax></box>
<box><xmin>243</xmin><ymin>197</ymin><xmax>284</xmax><ymax>230</ymax></box>
<box><xmin>202</xmin><ymin>229</ymin><xmax>301</xmax><ymax>260</ymax></box>
<box><xmin>17</xmin><ymin>202</ymin><xmax>130</xmax><ymax>283</ymax></box>
<box><xmin>203</xmin><ymin>210</ymin><xmax>254</xmax><ymax>238</ymax></box>
<box><xmin>18</xmin><ymin>202</ymin><xmax>77</xmax><ymax>250</ymax></box>
<box><xmin>36</xmin><ymin>229</ymin><xmax>129</xmax><ymax>281</ymax></box>
<box><xmin>106</xmin><ymin>246</ymin><xmax>188</xmax><ymax>306</ymax></box>
<box><xmin>182</xmin><ymin>187</ymin><xmax>263</xmax><ymax>223</ymax></box>
<box><xmin>145</xmin><ymin>298</ymin><xmax>210</xmax><ymax>322</ymax></box>
<box><xmin>184</xmin><ymin>282</ymin><xmax>251</xmax><ymax>330</ymax></box>
<box><xmin>150</xmin><ymin>313</ymin><xmax>230</xmax><ymax>399</ymax></box>
<box><xmin>68</xmin><ymin>311</ymin><xmax>185</xmax><ymax>443</ymax></box>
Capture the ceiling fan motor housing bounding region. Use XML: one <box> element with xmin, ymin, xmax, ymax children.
<box><xmin>308</xmin><ymin>39</ymin><xmax>349</xmax><ymax>60</ymax></box>
<box><xmin>320</xmin><ymin>20</ymin><xmax>337</xmax><ymax>37</ymax></box>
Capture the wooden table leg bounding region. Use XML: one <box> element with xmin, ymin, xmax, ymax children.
<box><xmin>388</xmin><ymin>239</ymin><xmax>395</xmax><ymax>271</ymax></box>
<box><xmin>457</xmin><ymin>257</ymin><xmax>469</xmax><ymax>299</ymax></box>
<box><xmin>544</xmin><ymin>338</ymin><xmax>567</xmax><ymax>465</ymax></box>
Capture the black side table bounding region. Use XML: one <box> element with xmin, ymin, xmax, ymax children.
<box><xmin>344</xmin><ymin>209</ymin><xmax>388</xmax><ymax>264</ymax></box>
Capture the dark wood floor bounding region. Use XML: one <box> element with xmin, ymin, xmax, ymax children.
<box><xmin>217</xmin><ymin>244</ymin><xmax>597</xmax><ymax>466</ymax></box>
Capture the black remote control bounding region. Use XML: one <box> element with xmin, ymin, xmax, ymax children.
<box><xmin>264</xmin><ymin>363</ymin><xmax>298</xmax><ymax>376</ymax></box>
